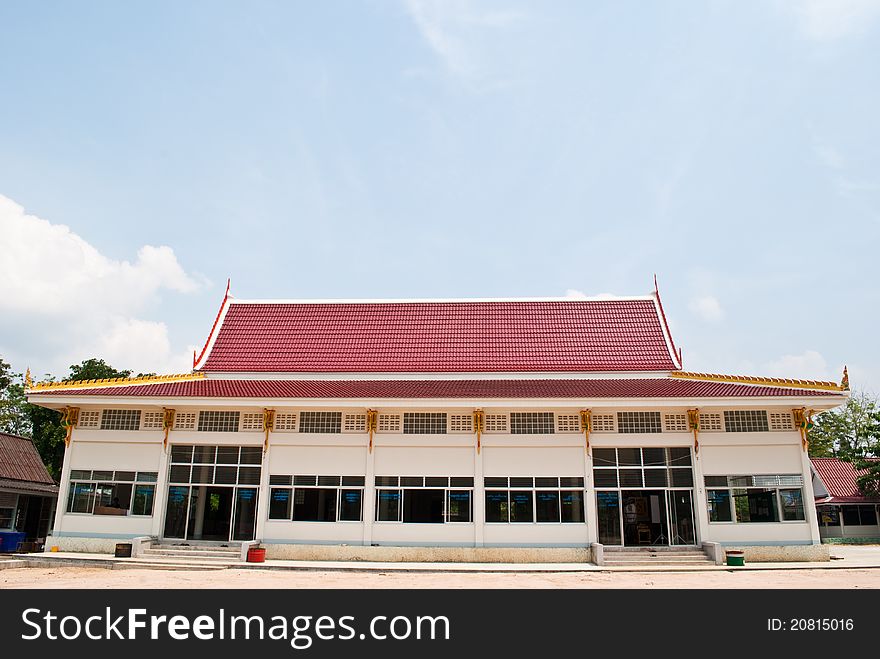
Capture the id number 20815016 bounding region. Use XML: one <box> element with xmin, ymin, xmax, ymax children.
<box><xmin>768</xmin><ymin>618</ymin><xmax>854</xmax><ymax>631</ymax></box>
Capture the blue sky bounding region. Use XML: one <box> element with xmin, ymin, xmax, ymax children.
<box><xmin>1</xmin><ymin>1</ymin><xmax>878</xmax><ymax>390</ymax></box>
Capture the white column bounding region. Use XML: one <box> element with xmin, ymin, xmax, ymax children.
<box><xmin>254</xmin><ymin>443</ymin><xmax>271</xmax><ymax>542</ymax></box>
<box><xmin>150</xmin><ymin>441</ymin><xmax>169</xmax><ymax>538</ymax></box>
<box><xmin>800</xmin><ymin>448</ymin><xmax>822</xmax><ymax>544</ymax></box>
<box><xmin>50</xmin><ymin>434</ymin><xmax>74</xmax><ymax>541</ymax></box>
<box><xmin>583</xmin><ymin>446</ymin><xmax>596</xmax><ymax>545</ymax></box>
<box><xmin>691</xmin><ymin>445</ymin><xmax>710</xmax><ymax>545</ymax></box>
<box><xmin>362</xmin><ymin>436</ymin><xmax>376</xmax><ymax>546</ymax></box>
<box><xmin>474</xmin><ymin>435</ymin><xmax>484</xmax><ymax>547</ymax></box>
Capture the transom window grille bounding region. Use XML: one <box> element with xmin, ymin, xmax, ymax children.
<box><xmin>78</xmin><ymin>410</ymin><xmax>100</xmax><ymax>428</ymax></box>
<box><xmin>449</xmin><ymin>414</ymin><xmax>473</xmax><ymax>433</ymax></box>
<box><xmin>403</xmin><ymin>412</ymin><xmax>447</xmax><ymax>434</ymax></box>
<box><xmin>298</xmin><ymin>411</ymin><xmax>342</xmax><ymax>434</ymax></box>
<box><xmin>591</xmin><ymin>414</ymin><xmax>616</xmax><ymax>433</ymax></box>
<box><xmin>378</xmin><ymin>414</ymin><xmax>401</xmax><ymax>433</ymax></box>
<box><xmin>241</xmin><ymin>413</ymin><xmax>264</xmax><ymax>432</ymax></box>
<box><xmin>769</xmin><ymin>412</ymin><xmax>795</xmax><ymax>432</ymax></box>
<box><xmin>274</xmin><ymin>413</ymin><xmax>298</xmax><ymax>432</ymax></box>
<box><xmin>142</xmin><ymin>411</ymin><xmax>164</xmax><ymax>430</ymax></box>
<box><xmin>700</xmin><ymin>413</ymin><xmax>723</xmax><ymax>431</ymax></box>
<box><xmin>343</xmin><ymin>413</ymin><xmax>367</xmax><ymax>433</ymax></box>
<box><xmin>617</xmin><ymin>411</ymin><xmax>662</xmax><ymax>434</ymax></box>
<box><xmin>556</xmin><ymin>414</ymin><xmax>581</xmax><ymax>433</ymax></box>
<box><xmin>173</xmin><ymin>412</ymin><xmax>197</xmax><ymax>430</ymax></box>
<box><xmin>723</xmin><ymin>410</ymin><xmax>769</xmax><ymax>433</ymax></box>
<box><xmin>484</xmin><ymin>414</ymin><xmax>508</xmax><ymax>432</ymax></box>
<box><xmin>168</xmin><ymin>445</ymin><xmax>261</xmax><ymax>485</ymax></box>
<box><xmin>510</xmin><ymin>412</ymin><xmax>555</xmax><ymax>435</ymax></box>
<box><xmin>100</xmin><ymin>409</ymin><xmax>141</xmax><ymax>431</ymax></box>
<box><xmin>197</xmin><ymin>411</ymin><xmax>240</xmax><ymax>433</ymax></box>
<box><xmin>663</xmin><ymin>413</ymin><xmax>689</xmax><ymax>432</ymax></box>
<box><xmin>592</xmin><ymin>447</ymin><xmax>694</xmax><ymax>489</ymax></box>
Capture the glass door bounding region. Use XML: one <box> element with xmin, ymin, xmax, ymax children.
<box><xmin>232</xmin><ymin>487</ymin><xmax>259</xmax><ymax>541</ymax></box>
<box><xmin>163</xmin><ymin>485</ymin><xmax>190</xmax><ymax>538</ymax></box>
<box><xmin>668</xmin><ymin>490</ymin><xmax>696</xmax><ymax>545</ymax></box>
<box><xmin>596</xmin><ymin>491</ymin><xmax>622</xmax><ymax>545</ymax></box>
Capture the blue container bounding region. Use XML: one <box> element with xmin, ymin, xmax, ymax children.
<box><xmin>0</xmin><ymin>531</ymin><xmax>26</xmax><ymax>553</ymax></box>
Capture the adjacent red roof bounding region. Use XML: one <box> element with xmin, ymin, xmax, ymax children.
<box><xmin>812</xmin><ymin>457</ymin><xmax>880</xmax><ymax>503</ymax></box>
<box><xmin>196</xmin><ymin>298</ymin><xmax>680</xmax><ymax>373</ymax></box>
<box><xmin>0</xmin><ymin>432</ymin><xmax>55</xmax><ymax>486</ymax></box>
<box><xmin>35</xmin><ymin>378</ymin><xmax>838</xmax><ymax>399</ymax></box>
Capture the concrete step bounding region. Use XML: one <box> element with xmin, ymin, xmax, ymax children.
<box><xmin>143</xmin><ymin>547</ymin><xmax>241</xmax><ymax>559</ymax></box>
<box><xmin>116</xmin><ymin>561</ymin><xmax>230</xmax><ymax>571</ymax></box>
<box><xmin>142</xmin><ymin>550</ymin><xmax>241</xmax><ymax>562</ymax></box>
<box><xmin>151</xmin><ymin>544</ymin><xmax>240</xmax><ymax>553</ymax></box>
<box><xmin>604</xmin><ymin>554</ymin><xmax>711</xmax><ymax>561</ymax></box>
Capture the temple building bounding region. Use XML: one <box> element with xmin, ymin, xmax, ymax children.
<box><xmin>26</xmin><ymin>284</ymin><xmax>849</xmax><ymax>562</ymax></box>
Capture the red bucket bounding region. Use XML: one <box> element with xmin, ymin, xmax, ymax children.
<box><xmin>247</xmin><ymin>547</ymin><xmax>266</xmax><ymax>563</ymax></box>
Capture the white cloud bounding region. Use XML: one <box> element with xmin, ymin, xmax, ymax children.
<box><xmin>563</xmin><ymin>288</ymin><xmax>588</xmax><ymax>299</ymax></box>
<box><xmin>688</xmin><ymin>295</ymin><xmax>724</xmax><ymax>323</ymax></box>
<box><xmin>0</xmin><ymin>194</ymin><xmax>205</xmax><ymax>376</ymax></box>
<box><xmin>403</xmin><ymin>0</ymin><xmax>525</xmax><ymax>79</ymax></box>
<box><xmin>763</xmin><ymin>350</ymin><xmax>833</xmax><ymax>381</ymax></box>
<box><xmin>788</xmin><ymin>0</ymin><xmax>880</xmax><ymax>41</ymax></box>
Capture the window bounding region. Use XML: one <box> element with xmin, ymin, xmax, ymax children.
<box><xmin>198</xmin><ymin>411</ymin><xmax>240</xmax><ymax>432</ymax></box>
<box><xmin>274</xmin><ymin>413</ymin><xmax>298</xmax><ymax>432</ymax></box>
<box><xmin>484</xmin><ymin>414</ymin><xmax>508</xmax><ymax>432</ymax></box>
<box><xmin>705</xmin><ymin>475</ymin><xmax>805</xmax><ymax>523</ymax></box>
<box><xmin>769</xmin><ymin>412</ymin><xmax>794</xmax><ymax>431</ymax></box>
<box><xmin>403</xmin><ymin>412</ymin><xmax>447</xmax><ymax>434</ymax></box>
<box><xmin>592</xmin><ymin>448</ymin><xmax>693</xmax><ymax>489</ymax></box>
<box><xmin>510</xmin><ymin>412</ymin><xmax>555</xmax><ymax>435</ymax></box>
<box><xmin>555</xmin><ymin>414</ymin><xmax>581</xmax><ymax>433</ymax></box>
<box><xmin>663</xmin><ymin>414</ymin><xmax>689</xmax><ymax>432</ymax></box>
<box><xmin>723</xmin><ymin>410</ymin><xmax>769</xmax><ymax>433</ymax></box>
<box><xmin>449</xmin><ymin>414</ymin><xmax>473</xmax><ymax>433</ymax></box>
<box><xmin>0</xmin><ymin>492</ymin><xmax>17</xmax><ymax>529</ymax></box>
<box><xmin>483</xmin><ymin>476</ymin><xmax>585</xmax><ymax>524</ymax></box>
<box><xmin>100</xmin><ymin>409</ymin><xmax>141</xmax><ymax>431</ymax></box>
<box><xmin>142</xmin><ymin>411</ymin><xmax>164</xmax><ymax>430</ymax></box>
<box><xmin>343</xmin><ymin>413</ymin><xmax>366</xmax><ymax>432</ymax></box>
<box><xmin>591</xmin><ymin>414</ymin><xmax>616</xmax><ymax>432</ymax></box>
<box><xmin>173</xmin><ymin>412</ymin><xmax>197</xmax><ymax>430</ymax></box>
<box><xmin>298</xmin><ymin>411</ymin><xmax>342</xmax><ymax>434</ymax></box>
<box><xmin>617</xmin><ymin>411</ymin><xmax>662</xmax><ymax>434</ymax></box>
<box><xmin>241</xmin><ymin>413</ymin><xmax>263</xmax><ymax>432</ymax></box>
<box><xmin>168</xmin><ymin>445</ymin><xmax>261</xmax><ymax>485</ymax></box>
<box><xmin>374</xmin><ymin>476</ymin><xmax>473</xmax><ymax>523</ymax></box>
<box><xmin>841</xmin><ymin>505</ymin><xmax>879</xmax><ymax>526</ymax></box>
<box><xmin>268</xmin><ymin>475</ymin><xmax>364</xmax><ymax>522</ymax></box>
<box><xmin>78</xmin><ymin>410</ymin><xmax>100</xmax><ymax>428</ymax></box>
<box><xmin>66</xmin><ymin>470</ymin><xmax>158</xmax><ymax>516</ymax></box>
<box><xmin>700</xmin><ymin>413</ymin><xmax>723</xmax><ymax>431</ymax></box>
<box><xmin>378</xmin><ymin>414</ymin><xmax>401</xmax><ymax>432</ymax></box>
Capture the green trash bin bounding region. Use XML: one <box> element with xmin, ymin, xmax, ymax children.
<box><xmin>726</xmin><ymin>550</ymin><xmax>745</xmax><ymax>566</ymax></box>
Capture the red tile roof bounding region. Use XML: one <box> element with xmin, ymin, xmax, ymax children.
<box><xmin>812</xmin><ymin>457</ymin><xmax>880</xmax><ymax>503</ymax></box>
<box><xmin>196</xmin><ymin>298</ymin><xmax>681</xmax><ymax>373</ymax></box>
<box><xmin>0</xmin><ymin>432</ymin><xmax>55</xmax><ymax>486</ymax></box>
<box><xmin>34</xmin><ymin>378</ymin><xmax>839</xmax><ymax>399</ymax></box>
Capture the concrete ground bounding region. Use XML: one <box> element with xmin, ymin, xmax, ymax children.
<box><xmin>1</xmin><ymin>545</ymin><xmax>879</xmax><ymax>589</ymax></box>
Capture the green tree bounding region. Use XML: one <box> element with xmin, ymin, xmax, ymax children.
<box><xmin>0</xmin><ymin>357</ymin><xmax>31</xmax><ymax>436</ymax></box>
<box><xmin>854</xmin><ymin>455</ymin><xmax>880</xmax><ymax>497</ymax></box>
<box><xmin>68</xmin><ymin>358</ymin><xmax>132</xmax><ymax>381</ymax></box>
<box><xmin>808</xmin><ymin>391</ymin><xmax>880</xmax><ymax>459</ymax></box>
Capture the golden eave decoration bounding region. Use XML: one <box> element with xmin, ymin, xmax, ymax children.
<box><xmin>670</xmin><ymin>370</ymin><xmax>848</xmax><ymax>393</ymax></box>
<box><xmin>27</xmin><ymin>372</ymin><xmax>206</xmax><ymax>393</ymax></box>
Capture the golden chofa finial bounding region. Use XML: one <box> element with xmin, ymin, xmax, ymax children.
<box><xmin>24</xmin><ymin>368</ymin><xmax>33</xmax><ymax>389</ymax></box>
<box><xmin>842</xmin><ymin>365</ymin><xmax>850</xmax><ymax>390</ymax></box>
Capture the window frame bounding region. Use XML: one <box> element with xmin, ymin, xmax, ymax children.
<box><xmin>373</xmin><ymin>476</ymin><xmax>474</xmax><ymax>524</ymax></box>
<box><xmin>65</xmin><ymin>470</ymin><xmax>158</xmax><ymax>517</ymax></box>
<box><xmin>704</xmin><ymin>474</ymin><xmax>806</xmax><ymax>524</ymax></box>
<box><xmin>483</xmin><ymin>476</ymin><xmax>586</xmax><ymax>525</ymax></box>
<box><xmin>267</xmin><ymin>475</ymin><xmax>365</xmax><ymax>523</ymax></box>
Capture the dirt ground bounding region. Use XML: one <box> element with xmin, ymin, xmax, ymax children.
<box><xmin>2</xmin><ymin>566</ymin><xmax>878</xmax><ymax>589</ymax></box>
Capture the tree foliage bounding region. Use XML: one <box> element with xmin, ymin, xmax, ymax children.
<box><xmin>0</xmin><ymin>355</ymin><xmax>133</xmax><ymax>480</ymax></box>
<box><xmin>808</xmin><ymin>391</ymin><xmax>880</xmax><ymax>460</ymax></box>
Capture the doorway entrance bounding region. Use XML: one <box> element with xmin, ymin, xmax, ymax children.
<box><xmin>161</xmin><ymin>444</ymin><xmax>263</xmax><ymax>543</ymax></box>
<box><xmin>163</xmin><ymin>485</ymin><xmax>258</xmax><ymax>542</ymax></box>
<box><xmin>597</xmin><ymin>489</ymin><xmax>696</xmax><ymax>546</ymax></box>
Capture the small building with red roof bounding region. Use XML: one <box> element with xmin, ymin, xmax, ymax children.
<box><xmin>26</xmin><ymin>284</ymin><xmax>849</xmax><ymax>562</ymax></box>
<box><xmin>811</xmin><ymin>457</ymin><xmax>880</xmax><ymax>539</ymax></box>
<box><xmin>0</xmin><ymin>431</ymin><xmax>58</xmax><ymax>551</ymax></box>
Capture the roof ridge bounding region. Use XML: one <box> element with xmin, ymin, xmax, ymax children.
<box><xmin>226</xmin><ymin>295</ymin><xmax>657</xmax><ymax>304</ymax></box>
